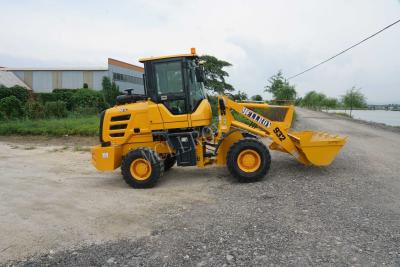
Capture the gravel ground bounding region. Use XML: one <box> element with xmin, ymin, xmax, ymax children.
<box><xmin>3</xmin><ymin>108</ymin><xmax>400</xmax><ymax>266</ymax></box>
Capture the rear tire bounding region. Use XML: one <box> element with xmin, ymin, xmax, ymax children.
<box><xmin>164</xmin><ymin>154</ymin><xmax>176</xmax><ymax>171</ymax></box>
<box><xmin>121</xmin><ymin>148</ymin><xmax>164</xmax><ymax>188</ymax></box>
<box><xmin>227</xmin><ymin>138</ymin><xmax>271</xmax><ymax>183</ymax></box>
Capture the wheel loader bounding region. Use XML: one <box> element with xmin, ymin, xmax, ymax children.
<box><xmin>91</xmin><ymin>48</ymin><xmax>346</xmax><ymax>188</ymax></box>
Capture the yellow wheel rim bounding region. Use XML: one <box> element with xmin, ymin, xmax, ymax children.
<box><xmin>130</xmin><ymin>158</ymin><xmax>152</xmax><ymax>181</ymax></box>
<box><xmin>237</xmin><ymin>149</ymin><xmax>261</xmax><ymax>173</ymax></box>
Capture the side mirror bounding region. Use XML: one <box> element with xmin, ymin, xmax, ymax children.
<box><xmin>195</xmin><ymin>67</ymin><xmax>206</xmax><ymax>83</ymax></box>
<box><xmin>124</xmin><ymin>89</ymin><xmax>134</xmax><ymax>95</ymax></box>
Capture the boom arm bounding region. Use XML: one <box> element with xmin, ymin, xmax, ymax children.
<box><xmin>216</xmin><ymin>96</ymin><xmax>309</xmax><ymax>164</ymax></box>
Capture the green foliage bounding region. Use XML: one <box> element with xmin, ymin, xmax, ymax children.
<box><xmin>301</xmin><ymin>91</ymin><xmax>327</xmax><ymax>110</ymax></box>
<box><xmin>265</xmin><ymin>71</ymin><xmax>296</xmax><ymax>102</ymax></box>
<box><xmin>0</xmin><ymin>96</ymin><xmax>24</xmax><ymax>119</ymax></box>
<box><xmin>207</xmin><ymin>95</ymin><xmax>218</xmax><ymax>125</ymax></box>
<box><xmin>70</xmin><ymin>88</ymin><xmax>108</xmax><ymax>112</ymax></box>
<box><xmin>200</xmin><ymin>55</ymin><xmax>234</xmax><ymax>94</ymax></box>
<box><xmin>44</xmin><ymin>101</ymin><xmax>68</xmax><ymax>118</ymax></box>
<box><xmin>322</xmin><ymin>97</ymin><xmax>339</xmax><ymax>109</ymax></box>
<box><xmin>52</xmin><ymin>89</ymin><xmax>76</xmax><ymax>110</ymax></box>
<box><xmin>251</xmin><ymin>95</ymin><xmax>263</xmax><ymax>101</ymax></box>
<box><xmin>83</xmin><ymin>83</ymin><xmax>89</xmax><ymax>88</ymax></box>
<box><xmin>341</xmin><ymin>87</ymin><xmax>367</xmax><ymax>114</ymax></box>
<box><xmin>0</xmin><ymin>115</ymin><xmax>99</xmax><ymax>136</ymax></box>
<box><xmin>72</xmin><ymin>106</ymin><xmax>100</xmax><ymax>116</ymax></box>
<box><xmin>230</xmin><ymin>90</ymin><xmax>248</xmax><ymax>102</ymax></box>
<box><xmin>295</xmin><ymin>97</ymin><xmax>303</xmax><ymax>106</ymax></box>
<box><xmin>0</xmin><ymin>85</ymin><xmax>30</xmax><ymax>103</ymax></box>
<box><xmin>36</xmin><ymin>88</ymin><xmax>105</xmax><ymax>113</ymax></box>
<box><xmin>36</xmin><ymin>92</ymin><xmax>59</xmax><ymax>104</ymax></box>
<box><xmin>25</xmin><ymin>101</ymin><xmax>45</xmax><ymax>119</ymax></box>
<box><xmin>0</xmin><ymin>111</ymin><xmax>7</xmax><ymax>121</ymax></box>
<box><xmin>52</xmin><ymin>88</ymin><xmax>79</xmax><ymax>94</ymax></box>
<box><xmin>102</xmin><ymin>76</ymin><xmax>120</xmax><ymax>106</ymax></box>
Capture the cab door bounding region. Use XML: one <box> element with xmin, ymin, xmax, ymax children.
<box><xmin>152</xmin><ymin>59</ymin><xmax>189</xmax><ymax>129</ymax></box>
<box><xmin>187</xmin><ymin>60</ymin><xmax>211</xmax><ymax>127</ymax></box>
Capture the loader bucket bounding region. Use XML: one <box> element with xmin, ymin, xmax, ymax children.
<box><xmin>288</xmin><ymin>131</ymin><xmax>347</xmax><ymax>166</ymax></box>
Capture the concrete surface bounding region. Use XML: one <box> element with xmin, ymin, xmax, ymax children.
<box><xmin>0</xmin><ymin>143</ymin><xmax>218</xmax><ymax>262</ymax></box>
<box><xmin>1</xmin><ymin>108</ymin><xmax>400</xmax><ymax>266</ymax></box>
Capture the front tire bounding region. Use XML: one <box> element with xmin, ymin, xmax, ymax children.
<box><xmin>227</xmin><ymin>138</ymin><xmax>271</xmax><ymax>183</ymax></box>
<box><xmin>121</xmin><ymin>148</ymin><xmax>164</xmax><ymax>188</ymax></box>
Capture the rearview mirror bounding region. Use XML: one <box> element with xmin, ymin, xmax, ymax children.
<box><xmin>195</xmin><ymin>67</ymin><xmax>206</xmax><ymax>83</ymax></box>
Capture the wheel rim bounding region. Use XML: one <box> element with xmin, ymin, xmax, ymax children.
<box><xmin>130</xmin><ymin>158</ymin><xmax>152</xmax><ymax>180</ymax></box>
<box><xmin>237</xmin><ymin>149</ymin><xmax>261</xmax><ymax>173</ymax></box>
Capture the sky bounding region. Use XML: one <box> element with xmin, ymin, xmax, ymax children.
<box><xmin>0</xmin><ymin>0</ymin><xmax>399</xmax><ymax>104</ymax></box>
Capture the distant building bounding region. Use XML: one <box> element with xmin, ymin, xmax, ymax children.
<box><xmin>0</xmin><ymin>58</ymin><xmax>144</xmax><ymax>93</ymax></box>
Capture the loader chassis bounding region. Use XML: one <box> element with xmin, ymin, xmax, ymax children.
<box><xmin>92</xmin><ymin>49</ymin><xmax>346</xmax><ymax>188</ymax></box>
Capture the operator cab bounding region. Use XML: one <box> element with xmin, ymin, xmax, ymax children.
<box><xmin>139</xmin><ymin>48</ymin><xmax>207</xmax><ymax>115</ymax></box>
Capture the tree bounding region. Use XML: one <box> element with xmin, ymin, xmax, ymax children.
<box><xmin>322</xmin><ymin>97</ymin><xmax>339</xmax><ymax>109</ymax></box>
<box><xmin>102</xmin><ymin>77</ymin><xmax>120</xmax><ymax>106</ymax></box>
<box><xmin>264</xmin><ymin>71</ymin><xmax>297</xmax><ymax>102</ymax></box>
<box><xmin>251</xmin><ymin>94</ymin><xmax>263</xmax><ymax>101</ymax></box>
<box><xmin>301</xmin><ymin>91</ymin><xmax>327</xmax><ymax>110</ymax></box>
<box><xmin>231</xmin><ymin>90</ymin><xmax>248</xmax><ymax>102</ymax></box>
<box><xmin>341</xmin><ymin>86</ymin><xmax>367</xmax><ymax>116</ymax></box>
<box><xmin>200</xmin><ymin>55</ymin><xmax>234</xmax><ymax>94</ymax></box>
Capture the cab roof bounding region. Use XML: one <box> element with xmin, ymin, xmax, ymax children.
<box><xmin>139</xmin><ymin>48</ymin><xmax>198</xmax><ymax>63</ymax></box>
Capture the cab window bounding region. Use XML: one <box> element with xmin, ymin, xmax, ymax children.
<box><xmin>154</xmin><ymin>61</ymin><xmax>183</xmax><ymax>94</ymax></box>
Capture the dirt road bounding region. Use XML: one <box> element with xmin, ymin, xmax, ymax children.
<box><xmin>1</xmin><ymin>108</ymin><xmax>400</xmax><ymax>266</ymax></box>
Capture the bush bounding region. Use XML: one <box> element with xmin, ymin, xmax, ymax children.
<box><xmin>102</xmin><ymin>76</ymin><xmax>120</xmax><ymax>106</ymax></box>
<box><xmin>70</xmin><ymin>89</ymin><xmax>108</xmax><ymax>112</ymax></box>
<box><xmin>0</xmin><ymin>96</ymin><xmax>25</xmax><ymax>119</ymax></box>
<box><xmin>36</xmin><ymin>89</ymin><xmax>77</xmax><ymax>110</ymax></box>
<box><xmin>0</xmin><ymin>111</ymin><xmax>7</xmax><ymax>121</ymax></box>
<box><xmin>0</xmin><ymin>85</ymin><xmax>10</xmax><ymax>99</ymax></box>
<box><xmin>36</xmin><ymin>88</ymin><xmax>106</xmax><ymax>112</ymax></box>
<box><xmin>52</xmin><ymin>90</ymin><xmax>76</xmax><ymax>110</ymax></box>
<box><xmin>25</xmin><ymin>101</ymin><xmax>45</xmax><ymax>119</ymax></box>
<box><xmin>73</xmin><ymin>106</ymin><xmax>100</xmax><ymax>116</ymax></box>
<box><xmin>36</xmin><ymin>92</ymin><xmax>59</xmax><ymax>104</ymax></box>
<box><xmin>52</xmin><ymin>88</ymin><xmax>79</xmax><ymax>94</ymax></box>
<box><xmin>0</xmin><ymin>85</ymin><xmax>30</xmax><ymax>103</ymax></box>
<box><xmin>44</xmin><ymin>101</ymin><xmax>68</xmax><ymax>118</ymax></box>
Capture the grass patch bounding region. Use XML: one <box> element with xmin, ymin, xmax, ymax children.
<box><xmin>0</xmin><ymin>115</ymin><xmax>99</xmax><ymax>136</ymax></box>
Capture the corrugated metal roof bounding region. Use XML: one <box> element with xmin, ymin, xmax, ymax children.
<box><xmin>0</xmin><ymin>71</ymin><xmax>31</xmax><ymax>89</ymax></box>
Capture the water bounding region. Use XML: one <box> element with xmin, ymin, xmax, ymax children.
<box><xmin>326</xmin><ymin>109</ymin><xmax>400</xmax><ymax>127</ymax></box>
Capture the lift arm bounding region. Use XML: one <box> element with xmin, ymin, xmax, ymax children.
<box><xmin>216</xmin><ymin>96</ymin><xmax>310</xmax><ymax>164</ymax></box>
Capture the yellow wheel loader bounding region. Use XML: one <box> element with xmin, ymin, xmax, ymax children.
<box><xmin>91</xmin><ymin>49</ymin><xmax>346</xmax><ymax>188</ymax></box>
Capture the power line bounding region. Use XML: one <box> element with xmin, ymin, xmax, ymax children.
<box><xmin>288</xmin><ymin>18</ymin><xmax>400</xmax><ymax>80</ymax></box>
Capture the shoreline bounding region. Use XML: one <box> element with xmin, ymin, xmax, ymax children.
<box><xmin>320</xmin><ymin>109</ymin><xmax>400</xmax><ymax>134</ymax></box>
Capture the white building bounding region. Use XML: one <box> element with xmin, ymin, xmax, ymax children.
<box><xmin>0</xmin><ymin>58</ymin><xmax>144</xmax><ymax>93</ymax></box>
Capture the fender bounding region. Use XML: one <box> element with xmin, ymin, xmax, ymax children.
<box><xmin>214</xmin><ymin>129</ymin><xmax>258</xmax><ymax>156</ymax></box>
